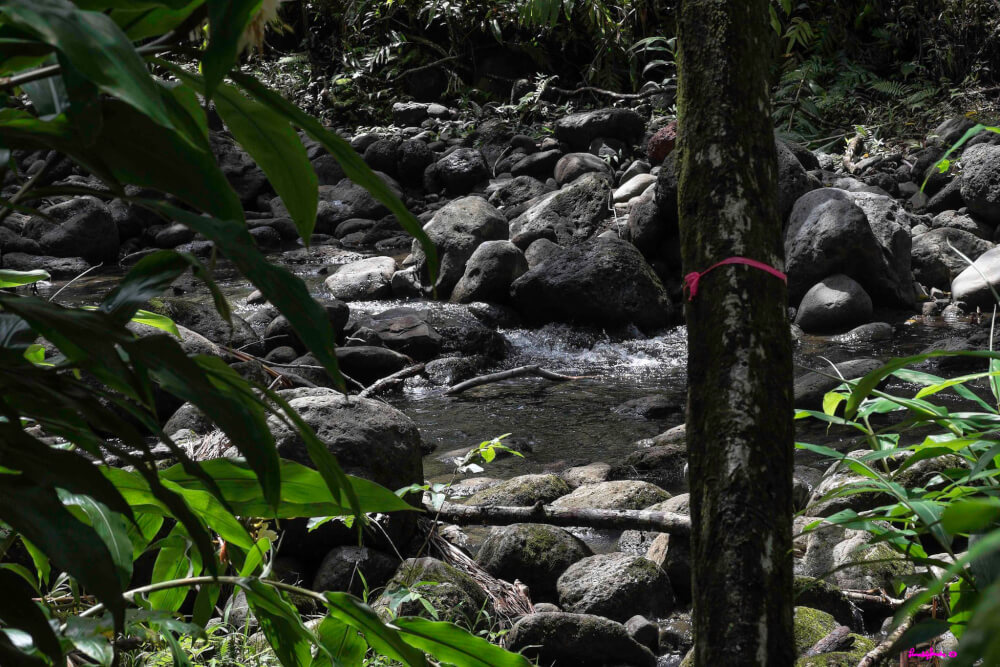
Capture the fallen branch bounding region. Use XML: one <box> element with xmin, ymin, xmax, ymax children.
<box><xmin>803</xmin><ymin>625</ymin><xmax>851</xmax><ymax>657</ymax></box>
<box><xmin>359</xmin><ymin>363</ymin><xmax>425</xmax><ymax>399</ymax></box>
<box><xmin>427</xmin><ymin>500</ymin><xmax>691</xmax><ymax>536</ymax></box>
<box><xmin>445</xmin><ymin>365</ymin><xmax>591</xmax><ymax>395</ymax></box>
<box><xmin>856</xmin><ymin>614</ymin><xmax>913</xmax><ymax>667</ymax></box>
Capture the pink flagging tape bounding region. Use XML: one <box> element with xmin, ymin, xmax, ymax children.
<box><xmin>682</xmin><ymin>256</ymin><xmax>787</xmax><ymax>301</ymax></box>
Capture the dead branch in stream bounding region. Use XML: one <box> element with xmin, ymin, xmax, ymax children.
<box><xmin>856</xmin><ymin>614</ymin><xmax>914</xmax><ymax>667</ymax></box>
<box><xmin>427</xmin><ymin>500</ymin><xmax>691</xmax><ymax>535</ymax></box>
<box><xmin>358</xmin><ymin>364</ymin><xmax>425</xmax><ymax>398</ymax></box>
<box><xmin>445</xmin><ymin>365</ymin><xmax>592</xmax><ymax>395</ymax></box>
<box><xmin>803</xmin><ymin>625</ymin><xmax>851</xmax><ymax>657</ymax></box>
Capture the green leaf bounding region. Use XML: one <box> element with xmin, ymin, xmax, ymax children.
<box><xmin>239</xmin><ymin>536</ymin><xmax>271</xmax><ymax>577</ymax></box>
<box><xmin>394</xmin><ymin>617</ymin><xmax>531</xmax><ymax>667</ymax></box>
<box><xmin>942</xmin><ymin>499</ymin><xmax>1000</xmax><ymax>534</ymax></box>
<box><xmin>822</xmin><ymin>391</ymin><xmax>846</xmax><ymax>416</ymax></box>
<box><xmin>63</xmin><ymin>616</ymin><xmax>113</xmax><ymax>666</ymax></box>
<box><xmin>0</xmin><ymin>0</ymin><xmax>174</xmax><ymax>131</ymax></box>
<box><xmin>59</xmin><ymin>491</ymin><xmax>134</xmax><ymax>587</ymax></box>
<box><xmin>241</xmin><ymin>578</ymin><xmax>315</xmax><ymax>667</ymax></box>
<box><xmin>230</xmin><ymin>71</ymin><xmax>439</xmax><ymax>284</ymax></box>
<box><xmin>0</xmin><ymin>269</ymin><xmax>49</xmax><ymax>288</ymax></box>
<box><xmin>312</xmin><ymin>615</ymin><xmax>367</xmax><ymax>667</ymax></box>
<box><xmin>203</xmin><ymin>0</ymin><xmax>261</xmax><ymax>99</ymax></box>
<box><xmin>149</xmin><ymin>524</ymin><xmax>198</xmax><ymax>612</ymax></box>
<box><xmin>113</xmin><ymin>2</ymin><xmax>200</xmax><ymax>41</ymax></box>
<box><xmin>130</xmin><ymin>309</ymin><xmax>180</xmax><ymax>337</ymax></box>
<box><xmin>0</xmin><ymin>569</ymin><xmax>62</xmax><ymax>664</ymax></box>
<box><xmin>19</xmin><ymin>537</ymin><xmax>50</xmax><ymax>587</ymax></box>
<box><xmin>192</xmin><ymin>583</ymin><xmax>220</xmax><ymax>627</ymax></box>
<box><xmin>951</xmin><ymin>576</ymin><xmax>1000</xmax><ymax>667</ymax></box>
<box><xmin>323</xmin><ymin>592</ymin><xmax>428</xmax><ymax>667</ymax></box>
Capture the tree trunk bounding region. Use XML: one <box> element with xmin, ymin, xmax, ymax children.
<box><xmin>676</xmin><ymin>1</ymin><xmax>795</xmax><ymax>665</ymax></box>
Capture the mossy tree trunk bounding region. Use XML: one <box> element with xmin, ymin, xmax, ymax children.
<box><xmin>676</xmin><ymin>1</ymin><xmax>795</xmax><ymax>665</ymax></box>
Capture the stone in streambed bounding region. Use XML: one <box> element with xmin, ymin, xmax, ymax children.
<box><xmin>551</xmin><ymin>480</ymin><xmax>670</xmax><ymax>510</ymax></box>
<box><xmin>911</xmin><ymin>227</ymin><xmax>993</xmax><ymax>290</ymax></box>
<box><xmin>506</xmin><ymin>612</ymin><xmax>656</xmax><ymax>667</ymax></box>
<box><xmin>374</xmin><ymin>557</ymin><xmax>490</xmax><ymax>627</ymax></box>
<box><xmin>556</xmin><ymin>552</ymin><xmax>673</xmax><ymax>621</ymax></box>
<box><xmin>312</xmin><ymin>546</ymin><xmax>399</xmax><ymax>597</ymax></box>
<box><xmin>465</xmin><ymin>474</ymin><xmax>570</xmax><ymax>507</ymax></box>
<box><xmin>951</xmin><ymin>245</ymin><xmax>1000</xmax><ymax>308</ymax></box>
<box><xmin>794</xmin><ymin>274</ymin><xmax>873</xmax><ymax>333</ymax></box>
<box><xmin>324</xmin><ymin>256</ymin><xmax>395</xmax><ymax>301</ymax></box>
<box><xmin>450</xmin><ymin>240</ymin><xmax>528</xmax><ymax>304</ymax></box>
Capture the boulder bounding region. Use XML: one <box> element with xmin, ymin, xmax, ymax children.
<box><xmin>476</xmin><ymin>523</ymin><xmax>592</xmax><ymax>602</ymax></box>
<box><xmin>777</xmin><ymin>140</ymin><xmax>817</xmax><ymax>222</ymax></box>
<box><xmin>435</xmin><ymin>148</ymin><xmax>489</xmax><ymax>195</ymax></box>
<box><xmin>793</xmin><ymin>274</ymin><xmax>873</xmax><ymax>333</ymax></box>
<box><xmin>407</xmin><ymin>196</ymin><xmax>508</xmax><ymax>298</ymax></box>
<box><xmin>931</xmin><ymin>209</ymin><xmax>993</xmax><ymax>240</ymax></box>
<box><xmin>509</xmin><ymin>237</ymin><xmax>673</xmax><ymax>333</ymax></box>
<box><xmin>152</xmin><ymin>297</ymin><xmax>261</xmax><ymax>353</ymax></box>
<box><xmin>554</xmin><ymin>152</ymin><xmax>613</xmax><ymax>186</ymax></box>
<box><xmin>0</xmin><ymin>253</ymin><xmax>90</xmax><ymax>279</ymax></box>
<box><xmin>211</xmin><ymin>133</ymin><xmax>269</xmax><ymax>208</ymax></box>
<box><xmin>523</xmin><ymin>237</ymin><xmax>564</xmax><ymax>268</ymax></box>
<box><xmin>960</xmin><ymin>143</ymin><xmax>1000</xmax><ymax>224</ymax></box>
<box><xmin>450</xmin><ymin>240</ymin><xmax>528</xmax><ymax>304</ymax></box>
<box><xmin>36</xmin><ymin>198</ymin><xmax>119</xmax><ymax>263</ymax></box>
<box><xmin>613</xmin><ymin>174</ymin><xmax>657</xmax><ymax>203</ymax></box>
<box><xmin>561</xmin><ymin>462</ymin><xmax>612</xmax><ymax>487</ymax></box>
<box><xmin>375</xmin><ymin>557</ymin><xmax>489</xmax><ymax>628</ymax></box>
<box><xmin>554</xmin><ymin>108</ymin><xmax>645</xmax><ymax>150</ymax></box>
<box><xmin>912</xmin><ymin>227</ymin><xmax>993</xmax><ymax>289</ymax></box>
<box><xmin>312</xmin><ymin>546</ymin><xmax>399</xmax><ymax>597</ymax></box>
<box><xmin>266</xmin><ymin>388</ymin><xmax>422</xmax><ymax>492</ymax></box>
<box><xmin>354</xmin><ymin>304</ymin><xmax>506</xmax><ymax>359</ymax></box>
<box><xmin>397</xmin><ymin>139</ymin><xmax>435</xmax><ymax>186</ymax></box>
<box><xmin>608</xmin><ymin>445</ymin><xmax>687</xmax><ymax>490</ymax></box>
<box><xmin>363</xmin><ymin>314</ymin><xmax>443</xmax><ymax>360</ymax></box>
<box><xmin>465</xmin><ymin>474</ymin><xmax>570</xmax><ymax>507</ymax></box>
<box><xmin>324</xmin><ymin>256</ymin><xmax>395</xmax><ymax>301</ymax></box>
<box><xmin>793</xmin><ymin>358</ymin><xmax>884</xmax><ymax>410</ymax></box>
<box><xmin>647</xmin><ymin>121</ymin><xmax>677</xmax><ymax>165</ymax></box>
<box><xmin>392</xmin><ymin>101</ymin><xmax>429</xmax><ymax>126</ymax></box>
<box><xmin>272</xmin><ymin>176</ymin><xmax>401</xmax><ymax>234</ymax></box>
<box><xmin>556</xmin><ymin>552</ymin><xmax>673</xmax><ymax>621</ymax></box>
<box><xmin>506</xmin><ymin>612</ymin><xmax>656</xmax><ymax>667</ymax></box>
<box><xmin>335</xmin><ymin>346</ymin><xmax>412</xmax><ymax>385</ymax></box>
<box><xmin>511</xmin><ymin>149</ymin><xmax>562</xmax><ymax>179</ymax></box>
<box><xmin>363</xmin><ymin>137</ymin><xmax>402</xmax><ymax>176</ymax></box>
<box><xmin>487</xmin><ymin>175</ymin><xmax>553</xmax><ymax>214</ymax></box>
<box><xmin>951</xmin><ymin>245</ymin><xmax>1000</xmax><ymax>308</ymax></box>
<box><xmin>551</xmin><ymin>480</ymin><xmax>670</xmax><ymax>510</ymax></box>
<box><xmin>509</xmin><ymin>172</ymin><xmax>611</xmax><ymax>248</ymax></box>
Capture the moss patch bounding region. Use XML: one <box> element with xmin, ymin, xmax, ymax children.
<box><xmin>794</xmin><ymin>606</ymin><xmax>838</xmax><ymax>655</ymax></box>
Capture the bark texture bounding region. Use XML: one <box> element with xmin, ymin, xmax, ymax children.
<box><xmin>676</xmin><ymin>1</ymin><xmax>795</xmax><ymax>665</ymax></box>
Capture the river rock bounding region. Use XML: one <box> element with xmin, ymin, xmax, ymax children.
<box><xmin>312</xmin><ymin>546</ymin><xmax>399</xmax><ymax>597</ymax></box>
<box><xmin>311</xmin><ymin>154</ymin><xmax>345</xmax><ymax>185</ymax></box>
<box><xmin>621</xmin><ymin>159</ymin><xmax>651</xmax><ymax>183</ymax></box>
<box><xmin>127</xmin><ymin>321</ymin><xmax>221</xmax><ymax>358</ymax></box>
<box><xmin>551</xmin><ymin>480</ymin><xmax>670</xmax><ymax>510</ymax></box>
<box><xmin>324</xmin><ymin>256</ymin><xmax>395</xmax><ymax>301</ymax></box>
<box><xmin>556</xmin><ymin>552</ymin><xmax>673</xmax><ymax>621</ymax></box>
<box><xmin>423</xmin><ymin>355</ymin><xmax>489</xmax><ymax>386</ymax></box>
<box><xmin>407</xmin><ymin>196</ymin><xmax>508</xmax><ymax>297</ymax></box>
<box><xmin>777</xmin><ymin>140</ymin><xmax>817</xmax><ymax>222</ymax></box>
<box><xmin>211</xmin><ymin>133</ymin><xmax>269</xmax><ymax>208</ymax></box>
<box><xmin>0</xmin><ymin>252</ymin><xmax>90</xmax><ymax>278</ymax></box>
<box><xmin>335</xmin><ymin>346</ymin><xmax>412</xmax><ymax>385</ymax></box>
<box><xmin>554</xmin><ymin>108</ymin><xmax>645</xmax><ymax>150</ymax></box>
<box><xmin>153</xmin><ymin>296</ymin><xmax>261</xmax><ymax>353</ymax></box>
<box><xmin>614</xmin><ymin>174</ymin><xmax>657</xmax><ymax>203</ymax></box>
<box><xmin>951</xmin><ymin>245</ymin><xmax>1000</xmax><ymax>308</ymax></box>
<box><xmin>509</xmin><ymin>171</ymin><xmax>611</xmax><ymax>248</ymax></box>
<box><xmin>466</xmin><ymin>474</ymin><xmax>570</xmax><ymax>507</ymax></box>
<box><xmin>625</xmin><ymin>615</ymin><xmax>659</xmax><ymax>655</ymax></box>
<box><xmin>450</xmin><ymin>240</ymin><xmax>528</xmax><ymax>304</ymax></box>
<box><xmin>355</xmin><ymin>304</ymin><xmax>506</xmax><ymax>359</ymax></box>
<box><xmin>608</xmin><ymin>444</ymin><xmax>687</xmax><ymax>490</ymax></box>
<box><xmin>476</xmin><ymin>523</ymin><xmax>592</xmax><ymax>602</ymax></box>
<box><xmin>375</xmin><ymin>557</ymin><xmax>489</xmax><ymax>627</ymax></box>
<box><xmin>506</xmin><ymin>612</ymin><xmax>656</xmax><ymax>667</ymax></box>
<box><xmin>363</xmin><ymin>137</ymin><xmax>402</xmax><ymax>176</ymax></box>
<box><xmin>34</xmin><ymin>197</ymin><xmax>119</xmax><ymax>263</ymax></box>
<box><xmin>793</xmin><ymin>358</ymin><xmax>884</xmax><ymax>410</ymax></box>
<box><xmin>392</xmin><ymin>101</ymin><xmax>429</xmax><ymax>126</ymax></box>
<box><xmin>397</xmin><ymin>139</ymin><xmax>435</xmax><ymax>186</ymax></box>
<box><xmin>509</xmin><ymin>237</ymin><xmax>673</xmax><ymax>332</ymax></box>
<box><xmin>799</xmin><ymin>522</ymin><xmax>914</xmax><ymax>591</ymax></box>
<box><xmin>434</xmin><ymin>148</ymin><xmax>489</xmax><ymax>195</ymax></box>
<box><xmin>794</xmin><ymin>274</ymin><xmax>873</xmax><ymax>333</ymax></box>
<box><xmin>362</xmin><ymin>314</ymin><xmax>443</xmax><ymax>360</ymax></box>
<box><xmin>613</xmin><ymin>395</ymin><xmax>684</xmax><ymax>419</ymax></box>
<box><xmin>511</xmin><ymin>149</ymin><xmax>562</xmax><ymax>179</ymax></box>
<box><xmin>912</xmin><ymin>227</ymin><xmax>993</xmax><ymax>289</ymax></box>
<box><xmin>627</xmin><ymin>189</ymin><xmax>668</xmax><ymax>258</ymax></box>
<box><xmin>554</xmin><ymin>152</ymin><xmax>613</xmax><ymax>186</ymax></box>
<box><xmin>487</xmin><ymin>175</ymin><xmax>553</xmax><ymax>214</ymax></box>
<box><xmin>561</xmin><ymin>462</ymin><xmax>612</xmax><ymax>487</ymax></box>
<box><xmin>272</xmin><ymin>176</ymin><xmax>400</xmax><ymax>234</ymax></box>
<box><xmin>931</xmin><ymin>209</ymin><xmax>993</xmax><ymax>240</ymax></box>
<box><xmin>828</xmin><ymin>321</ymin><xmax>893</xmax><ymax>345</ymax></box>
<box><xmin>960</xmin><ymin>143</ymin><xmax>1000</xmax><ymax>224</ymax></box>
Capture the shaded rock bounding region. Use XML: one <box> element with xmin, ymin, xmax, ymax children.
<box><xmin>152</xmin><ymin>297</ymin><xmax>260</xmax><ymax>352</ymax></box>
<box><xmin>358</xmin><ymin>304</ymin><xmax>506</xmax><ymax>359</ymax></box>
<box><xmin>960</xmin><ymin>143</ymin><xmax>1000</xmax><ymax>224</ymax></box>
<box><xmin>793</xmin><ymin>607</ymin><xmax>838</xmax><ymax>656</ymax></box>
<box><xmin>466</xmin><ymin>474</ymin><xmax>570</xmax><ymax>507</ymax></box>
<box><xmin>487</xmin><ymin>175</ymin><xmax>553</xmax><ymax>213</ymax></box>
<box><xmin>335</xmin><ymin>346</ymin><xmax>412</xmax><ymax>385</ymax></box>
<box><xmin>613</xmin><ymin>395</ymin><xmax>684</xmax><ymax>419</ymax></box>
<box><xmin>397</xmin><ymin>139</ymin><xmax>435</xmax><ymax>186</ymax></box>
<box><xmin>625</xmin><ymin>615</ymin><xmax>660</xmax><ymax>655</ymax></box>
<box><xmin>0</xmin><ymin>253</ymin><xmax>90</xmax><ymax>279</ymax></box>
<box><xmin>476</xmin><ymin>523</ymin><xmax>592</xmax><ymax>602</ymax></box>
<box><xmin>561</xmin><ymin>462</ymin><xmax>612</xmax><ymax>487</ymax></box>
<box><xmin>506</xmin><ymin>612</ymin><xmax>656</xmax><ymax>667</ymax></box>
<box><xmin>36</xmin><ymin>198</ymin><xmax>118</xmax><ymax>263</ymax></box>
<box><xmin>557</xmin><ymin>552</ymin><xmax>673</xmax><ymax>621</ymax></box>
<box><xmin>554</xmin><ymin>108</ymin><xmax>645</xmax><ymax>150</ymax></box>
<box><xmin>554</xmin><ymin>152</ymin><xmax>613</xmax><ymax>186</ymax></box>
<box><xmin>324</xmin><ymin>256</ymin><xmax>395</xmax><ymax>301</ymax></box>
<box><xmin>647</xmin><ymin>121</ymin><xmax>677</xmax><ymax>165</ymax></box>
<box><xmin>435</xmin><ymin>148</ymin><xmax>489</xmax><ymax>195</ymax></box>
<box><xmin>450</xmin><ymin>240</ymin><xmax>528</xmax><ymax>304</ymax></box>
<box><xmin>828</xmin><ymin>322</ymin><xmax>893</xmax><ymax>345</ymax></box>
<box><xmin>392</xmin><ymin>101</ymin><xmax>429</xmax><ymax>126</ymax></box>
<box><xmin>312</xmin><ymin>546</ymin><xmax>399</xmax><ymax>597</ymax></box>
<box><xmin>164</xmin><ymin>403</ymin><xmax>211</xmax><ymax>437</ymax></box>
<box><xmin>375</xmin><ymin>557</ymin><xmax>489</xmax><ymax>628</ymax></box>
<box><xmin>551</xmin><ymin>480</ymin><xmax>670</xmax><ymax>510</ymax></box>
<box><xmin>523</xmin><ymin>237</ymin><xmax>564</xmax><ymax>268</ymax></box>
<box><xmin>794</xmin><ymin>274</ymin><xmax>873</xmax><ymax>333</ymax></box>
<box><xmin>509</xmin><ymin>237</ymin><xmax>673</xmax><ymax>333</ymax></box>
<box><xmin>423</xmin><ymin>355</ymin><xmax>490</xmax><ymax>386</ymax></box>
<box><xmin>793</xmin><ymin>358</ymin><xmax>884</xmax><ymax>410</ymax></box>
<box><xmin>931</xmin><ymin>209</ymin><xmax>993</xmax><ymax>240</ymax></box>
<box><xmin>613</xmin><ymin>174</ymin><xmax>656</xmax><ymax>203</ymax></box>
<box><xmin>792</xmin><ymin>576</ymin><xmax>856</xmax><ymax>627</ymax></box>
<box><xmin>511</xmin><ymin>149</ymin><xmax>562</xmax><ymax>179</ymax></box>
<box><xmin>912</xmin><ymin>227</ymin><xmax>993</xmax><ymax>289</ymax></box>
<box><xmin>365</xmin><ymin>314</ymin><xmax>443</xmax><ymax>360</ymax></box>
<box><xmin>777</xmin><ymin>140</ymin><xmax>817</xmax><ymax>222</ymax></box>
<box><xmin>609</xmin><ymin>444</ymin><xmax>687</xmax><ymax>490</ymax></box>
<box><xmin>509</xmin><ymin>172</ymin><xmax>611</xmax><ymax>248</ymax></box>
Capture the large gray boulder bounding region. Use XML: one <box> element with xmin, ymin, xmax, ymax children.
<box><xmin>266</xmin><ymin>388</ymin><xmax>422</xmax><ymax>492</ymax></box>
<box><xmin>450</xmin><ymin>240</ymin><xmax>528</xmax><ymax>304</ymax></box>
<box><xmin>324</xmin><ymin>256</ymin><xmax>395</xmax><ymax>301</ymax></box>
<box><xmin>506</xmin><ymin>612</ymin><xmax>656</xmax><ymax>667</ymax></box>
<box><xmin>785</xmin><ymin>189</ymin><xmax>914</xmax><ymax>307</ymax></box>
<box><xmin>931</xmin><ymin>210</ymin><xmax>993</xmax><ymax>241</ymax></box>
<box><xmin>952</xmin><ymin>245</ymin><xmax>1000</xmax><ymax>308</ymax></box>
<box><xmin>556</xmin><ymin>552</ymin><xmax>673</xmax><ymax>621</ymax></box>
<box><xmin>960</xmin><ymin>143</ymin><xmax>1000</xmax><ymax>224</ymax></box>
<box><xmin>509</xmin><ymin>237</ymin><xmax>673</xmax><ymax>332</ymax></box>
<box><xmin>554</xmin><ymin>152</ymin><xmax>613</xmax><ymax>186</ymax></box>
<box><xmin>312</xmin><ymin>546</ymin><xmax>399</xmax><ymax>597</ymax></box>
<box><xmin>911</xmin><ymin>227</ymin><xmax>993</xmax><ymax>289</ymax></box>
<box><xmin>407</xmin><ymin>196</ymin><xmax>508</xmax><ymax>298</ymax></box>
<box><xmin>476</xmin><ymin>523</ymin><xmax>592</xmax><ymax>602</ymax></box>
<box><xmin>509</xmin><ymin>172</ymin><xmax>611</xmax><ymax>248</ymax></box>
<box><xmin>334</xmin><ymin>346</ymin><xmax>412</xmax><ymax>385</ymax></box>
<box><xmin>465</xmin><ymin>474</ymin><xmax>570</xmax><ymax>507</ymax></box>
<box><xmin>794</xmin><ymin>274</ymin><xmax>873</xmax><ymax>333</ymax></box>
<box><xmin>554</xmin><ymin>108</ymin><xmax>645</xmax><ymax>150</ymax></box>
<box><xmin>35</xmin><ymin>197</ymin><xmax>119</xmax><ymax>263</ymax></box>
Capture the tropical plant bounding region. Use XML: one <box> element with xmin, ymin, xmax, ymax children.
<box><xmin>0</xmin><ymin>1</ymin><xmax>532</xmax><ymax>665</ymax></box>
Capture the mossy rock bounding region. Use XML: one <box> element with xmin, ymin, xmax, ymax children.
<box><xmin>476</xmin><ymin>523</ymin><xmax>592</xmax><ymax>602</ymax></box>
<box><xmin>793</xmin><ymin>576</ymin><xmax>855</xmax><ymax>626</ymax></box>
<box><xmin>374</xmin><ymin>557</ymin><xmax>491</xmax><ymax>629</ymax></box>
<box><xmin>794</xmin><ymin>606</ymin><xmax>838</xmax><ymax>655</ymax></box>
<box><xmin>795</xmin><ymin>633</ymin><xmax>875</xmax><ymax>666</ymax></box>
<box><xmin>465</xmin><ymin>473</ymin><xmax>570</xmax><ymax>507</ymax></box>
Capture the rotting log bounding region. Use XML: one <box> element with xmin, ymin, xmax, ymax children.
<box><xmin>425</xmin><ymin>500</ymin><xmax>691</xmax><ymax>536</ymax></box>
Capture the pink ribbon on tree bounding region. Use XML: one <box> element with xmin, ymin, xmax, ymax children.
<box><xmin>683</xmin><ymin>256</ymin><xmax>787</xmax><ymax>301</ymax></box>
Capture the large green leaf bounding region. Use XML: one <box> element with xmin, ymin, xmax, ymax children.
<box><xmin>0</xmin><ymin>269</ymin><xmax>49</xmax><ymax>288</ymax></box>
<box><xmin>230</xmin><ymin>71</ymin><xmax>439</xmax><ymax>282</ymax></box>
<box><xmin>149</xmin><ymin>524</ymin><xmax>199</xmax><ymax>612</ymax></box>
<box><xmin>0</xmin><ymin>569</ymin><xmax>62</xmax><ymax>664</ymax></box>
<box><xmin>203</xmin><ymin>0</ymin><xmax>261</xmax><ymax>99</ymax></box>
<box><xmin>394</xmin><ymin>617</ymin><xmax>532</xmax><ymax>667</ymax></box>
<box><xmin>0</xmin><ymin>477</ymin><xmax>125</xmax><ymax>629</ymax></box>
<box><xmin>323</xmin><ymin>592</ymin><xmax>428</xmax><ymax>667</ymax></box>
<box><xmin>312</xmin><ymin>616</ymin><xmax>367</xmax><ymax>667</ymax></box>
<box><xmin>0</xmin><ymin>0</ymin><xmax>174</xmax><ymax>131</ymax></box>
<box><xmin>59</xmin><ymin>492</ymin><xmax>133</xmax><ymax>587</ymax></box>
<box><xmin>242</xmin><ymin>578</ymin><xmax>315</xmax><ymax>667</ymax></box>
<box><xmin>113</xmin><ymin>1</ymin><xmax>201</xmax><ymax>41</ymax></box>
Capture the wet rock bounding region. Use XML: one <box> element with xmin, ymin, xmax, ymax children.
<box><xmin>793</xmin><ymin>607</ymin><xmax>838</xmax><ymax>656</ymax></box>
<box><xmin>35</xmin><ymin>197</ymin><xmax>118</xmax><ymax>263</ymax></box>
<box><xmin>153</xmin><ymin>296</ymin><xmax>261</xmax><ymax>352</ymax></box>
<box><xmin>476</xmin><ymin>523</ymin><xmax>592</xmax><ymax>602</ymax></box>
<box><xmin>0</xmin><ymin>253</ymin><xmax>90</xmax><ymax>278</ymax></box>
<box><xmin>509</xmin><ymin>171</ymin><xmax>611</xmax><ymax>248</ymax></box>
<box><xmin>334</xmin><ymin>346</ymin><xmax>412</xmax><ymax>385</ymax></box>
<box><xmin>613</xmin><ymin>395</ymin><xmax>684</xmax><ymax>419</ymax></box>
<box><xmin>554</xmin><ymin>152</ymin><xmax>613</xmax><ymax>186</ymax></box>
<box><xmin>960</xmin><ymin>143</ymin><xmax>1000</xmax><ymax>224</ymax></box>
<box><xmin>828</xmin><ymin>322</ymin><xmax>893</xmax><ymax>345</ymax></box>
<box><xmin>324</xmin><ymin>256</ymin><xmax>395</xmax><ymax>301</ymax></box>
<box><xmin>510</xmin><ymin>237</ymin><xmax>673</xmax><ymax>332</ymax></box>
<box><xmin>375</xmin><ymin>557</ymin><xmax>489</xmax><ymax>627</ymax></box>
<box><xmin>128</xmin><ymin>321</ymin><xmax>221</xmax><ymax>358</ymax></box>
<box><xmin>423</xmin><ymin>356</ymin><xmax>489</xmax><ymax>386</ymax></box>
<box><xmin>777</xmin><ymin>140</ymin><xmax>817</xmax><ymax>222</ymax></box>
<box><xmin>397</xmin><ymin>139</ymin><xmax>435</xmax><ymax>186</ymax></box>
<box><xmin>561</xmin><ymin>462</ymin><xmax>612</xmax><ymax>488</ymax></box>
<box><xmin>557</xmin><ymin>552</ymin><xmax>673</xmax><ymax>621</ymax></box>
<box><xmin>487</xmin><ymin>175</ymin><xmax>553</xmax><ymax>214</ymax></box>
<box><xmin>312</xmin><ymin>546</ymin><xmax>399</xmax><ymax>597</ymax></box>
<box><xmin>625</xmin><ymin>615</ymin><xmax>660</xmax><ymax>655</ymax></box>
<box><xmin>793</xmin><ymin>358</ymin><xmax>884</xmax><ymax>410</ymax></box>
<box><xmin>363</xmin><ymin>137</ymin><xmax>402</xmax><ymax>176</ymax></box>
<box><xmin>794</xmin><ymin>274</ymin><xmax>873</xmax><ymax>333</ymax></box>
<box><xmin>211</xmin><ymin>133</ymin><xmax>270</xmax><ymax>208</ymax></box>
<box><xmin>392</xmin><ymin>101</ymin><xmax>429</xmax><ymax>126</ymax></box>
<box><xmin>647</xmin><ymin>122</ymin><xmax>677</xmax><ymax>165</ymax></box>
<box><xmin>912</xmin><ymin>227</ymin><xmax>993</xmax><ymax>289</ymax></box>
<box><xmin>450</xmin><ymin>240</ymin><xmax>528</xmax><ymax>304</ymax></box>
<box><xmin>357</xmin><ymin>305</ymin><xmax>506</xmax><ymax>359</ymax></box>
<box><xmin>164</xmin><ymin>403</ymin><xmax>212</xmax><ymax>437</ymax></box>
<box><xmin>792</xmin><ymin>576</ymin><xmax>856</xmax><ymax>627</ymax></box>
<box><xmin>554</xmin><ymin>108</ymin><xmax>645</xmax><ymax>151</ymax></box>
<box><xmin>465</xmin><ymin>474</ymin><xmax>570</xmax><ymax>507</ymax></box>
<box><xmin>608</xmin><ymin>444</ymin><xmax>687</xmax><ymax>490</ymax></box>
<box><xmin>551</xmin><ymin>480</ymin><xmax>670</xmax><ymax>510</ymax></box>
<box><xmin>154</xmin><ymin>222</ymin><xmax>195</xmax><ymax>249</ymax></box>
<box><xmin>311</xmin><ymin>154</ymin><xmax>346</xmax><ymax>185</ymax></box>
<box><xmin>506</xmin><ymin>612</ymin><xmax>656</xmax><ymax>667</ymax></box>
<box><xmin>362</xmin><ymin>314</ymin><xmax>443</xmax><ymax>360</ymax></box>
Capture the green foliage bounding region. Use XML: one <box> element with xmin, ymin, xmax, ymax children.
<box><xmin>0</xmin><ymin>2</ymin><xmax>526</xmax><ymax>666</ymax></box>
